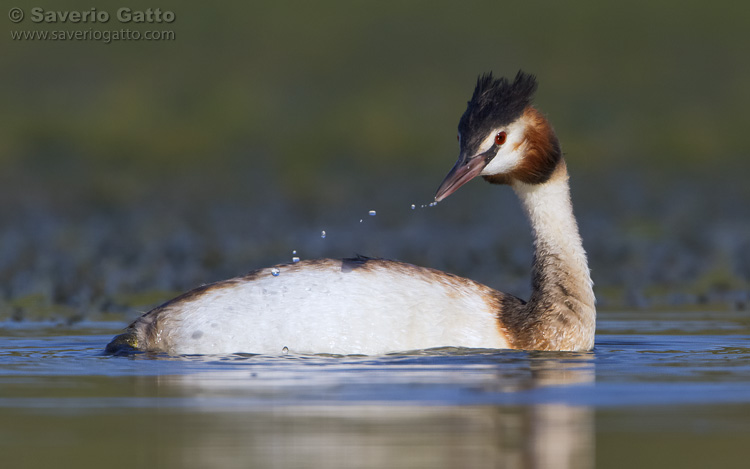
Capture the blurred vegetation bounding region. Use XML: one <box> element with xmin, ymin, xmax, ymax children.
<box><xmin>2</xmin><ymin>1</ymin><xmax>749</xmax><ymax>201</ymax></box>
<box><xmin>1</xmin><ymin>0</ymin><xmax>749</xmax><ymax>319</ymax></box>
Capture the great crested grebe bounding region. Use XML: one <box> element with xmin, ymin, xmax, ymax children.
<box><xmin>106</xmin><ymin>71</ymin><xmax>595</xmax><ymax>356</ymax></box>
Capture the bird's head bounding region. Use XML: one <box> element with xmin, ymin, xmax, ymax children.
<box><xmin>435</xmin><ymin>71</ymin><xmax>562</xmax><ymax>202</ymax></box>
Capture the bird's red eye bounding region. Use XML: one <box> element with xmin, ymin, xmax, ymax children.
<box><xmin>495</xmin><ymin>131</ymin><xmax>507</xmax><ymax>146</ymax></box>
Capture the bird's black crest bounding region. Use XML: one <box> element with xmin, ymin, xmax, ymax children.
<box><xmin>458</xmin><ymin>71</ymin><xmax>537</xmax><ymax>151</ymax></box>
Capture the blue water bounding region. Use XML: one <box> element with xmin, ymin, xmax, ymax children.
<box><xmin>2</xmin><ymin>311</ymin><xmax>749</xmax><ymax>468</ymax></box>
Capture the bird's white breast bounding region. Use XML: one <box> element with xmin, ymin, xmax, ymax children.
<box><xmin>153</xmin><ymin>259</ymin><xmax>510</xmax><ymax>355</ymax></box>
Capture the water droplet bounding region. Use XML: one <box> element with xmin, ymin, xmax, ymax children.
<box><xmin>410</xmin><ymin>204</ymin><xmax>416</xmax><ymax>210</ymax></box>
<box><xmin>321</xmin><ymin>230</ymin><xmax>326</xmax><ymax>239</ymax></box>
<box><xmin>292</xmin><ymin>250</ymin><xmax>297</xmax><ymax>255</ymax></box>
<box><xmin>282</xmin><ymin>346</ymin><xmax>289</xmax><ymax>354</ymax></box>
<box><xmin>369</xmin><ymin>210</ymin><xmax>377</xmax><ymax>216</ymax></box>
<box><xmin>292</xmin><ymin>257</ymin><xmax>300</xmax><ymax>263</ymax></box>
<box><xmin>429</xmin><ymin>202</ymin><xmax>437</xmax><ymax>207</ymax></box>
<box><xmin>359</xmin><ymin>219</ymin><xmax>363</xmax><ymax>223</ymax></box>
<box><xmin>271</xmin><ymin>267</ymin><xmax>280</xmax><ymax>277</ymax></box>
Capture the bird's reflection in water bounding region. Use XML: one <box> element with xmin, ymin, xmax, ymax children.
<box><xmin>152</xmin><ymin>352</ymin><xmax>594</xmax><ymax>469</ymax></box>
<box><xmin>523</xmin><ymin>354</ymin><xmax>594</xmax><ymax>469</ymax></box>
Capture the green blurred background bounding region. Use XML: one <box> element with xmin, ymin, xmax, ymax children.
<box><xmin>4</xmin><ymin>1</ymin><xmax>748</xmax><ymax>196</ymax></box>
<box><xmin>1</xmin><ymin>0</ymin><xmax>749</xmax><ymax>319</ymax></box>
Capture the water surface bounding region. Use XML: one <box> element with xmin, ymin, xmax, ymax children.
<box><xmin>2</xmin><ymin>309</ymin><xmax>749</xmax><ymax>468</ymax></box>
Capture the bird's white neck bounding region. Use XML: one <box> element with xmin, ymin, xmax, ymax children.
<box><xmin>510</xmin><ymin>161</ymin><xmax>595</xmax><ymax>351</ymax></box>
